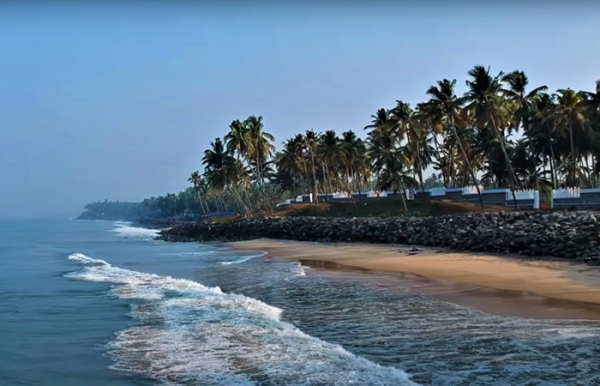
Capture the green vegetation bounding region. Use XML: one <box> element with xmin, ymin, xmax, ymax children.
<box><xmin>83</xmin><ymin>66</ymin><xmax>600</xmax><ymax>219</ymax></box>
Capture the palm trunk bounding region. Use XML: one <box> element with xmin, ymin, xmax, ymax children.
<box><xmin>219</xmin><ymin>193</ymin><xmax>229</xmax><ymax>212</ymax></box>
<box><xmin>592</xmin><ymin>153</ymin><xmax>597</xmax><ymax>187</ymax></box>
<box><xmin>547</xmin><ymin>131</ymin><xmax>556</xmax><ymax>189</ymax></box>
<box><xmin>448</xmin><ymin>147</ymin><xmax>455</xmax><ymax>187</ymax></box>
<box><xmin>428</xmin><ymin>125</ymin><xmax>446</xmax><ymax>187</ymax></box>
<box><xmin>415</xmin><ymin>141</ymin><xmax>426</xmax><ymax>193</ymax></box>
<box><xmin>569</xmin><ymin>121</ymin><xmax>576</xmax><ymax>186</ymax></box>
<box><xmin>451</xmin><ymin>117</ymin><xmax>484</xmax><ymax>209</ymax></box>
<box><xmin>323</xmin><ymin>161</ymin><xmax>333</xmax><ymax>202</ymax></box>
<box><xmin>488</xmin><ymin>113</ymin><xmax>519</xmax><ymax>210</ymax></box>
<box><xmin>310</xmin><ymin>150</ymin><xmax>319</xmax><ymax>204</ymax></box>
<box><xmin>255</xmin><ymin>154</ymin><xmax>273</xmax><ymax>212</ymax></box>
<box><xmin>398</xmin><ymin>180</ymin><xmax>408</xmax><ymax>212</ymax></box>
<box><xmin>197</xmin><ymin>192</ymin><xmax>207</xmax><ymax>216</ymax></box>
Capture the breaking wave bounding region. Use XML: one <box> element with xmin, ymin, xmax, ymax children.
<box><xmin>111</xmin><ymin>222</ymin><xmax>160</xmax><ymax>239</ymax></box>
<box><xmin>66</xmin><ymin>253</ymin><xmax>418</xmax><ymax>386</ymax></box>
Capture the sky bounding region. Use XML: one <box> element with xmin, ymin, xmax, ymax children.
<box><xmin>1</xmin><ymin>1</ymin><xmax>599</xmax><ymax>218</ymax></box>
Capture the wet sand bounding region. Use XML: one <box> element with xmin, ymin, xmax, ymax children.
<box><xmin>229</xmin><ymin>239</ymin><xmax>600</xmax><ymax>320</ymax></box>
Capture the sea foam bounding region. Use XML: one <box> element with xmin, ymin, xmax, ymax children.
<box><xmin>67</xmin><ymin>253</ymin><xmax>419</xmax><ymax>386</ymax></box>
<box><xmin>110</xmin><ymin>222</ymin><xmax>160</xmax><ymax>239</ymax></box>
<box><xmin>220</xmin><ymin>252</ymin><xmax>267</xmax><ymax>265</ymax></box>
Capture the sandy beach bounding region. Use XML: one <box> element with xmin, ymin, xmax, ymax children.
<box><xmin>230</xmin><ymin>239</ymin><xmax>600</xmax><ymax>319</ymax></box>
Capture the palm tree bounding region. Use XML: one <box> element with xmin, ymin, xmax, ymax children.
<box><xmin>340</xmin><ymin>131</ymin><xmax>369</xmax><ymax>202</ymax></box>
<box><xmin>502</xmin><ymin>70</ymin><xmax>548</xmax><ymax>133</ymax></box>
<box><xmin>547</xmin><ymin>89</ymin><xmax>588</xmax><ymax>186</ymax></box>
<box><xmin>245</xmin><ymin>115</ymin><xmax>275</xmax><ymax>210</ymax></box>
<box><xmin>202</xmin><ymin>137</ymin><xmax>238</xmax><ymax>213</ymax></box>
<box><xmin>277</xmin><ymin>135</ymin><xmax>305</xmax><ymax>197</ymax></box>
<box><xmin>304</xmin><ymin>129</ymin><xmax>320</xmax><ymax>204</ymax></box>
<box><xmin>318</xmin><ymin>130</ymin><xmax>342</xmax><ymax>198</ymax></box>
<box><xmin>427</xmin><ymin>78</ymin><xmax>485</xmax><ymax>208</ymax></box>
<box><xmin>416</xmin><ymin>102</ymin><xmax>446</xmax><ymax>186</ymax></box>
<box><xmin>527</xmin><ymin>93</ymin><xmax>558</xmax><ymax>188</ymax></box>
<box><xmin>188</xmin><ymin>171</ymin><xmax>208</xmax><ymax>216</ymax></box>
<box><xmin>365</xmin><ymin>109</ymin><xmax>397</xmax><ymax>190</ymax></box>
<box><xmin>465</xmin><ymin>66</ymin><xmax>521</xmax><ymax>208</ymax></box>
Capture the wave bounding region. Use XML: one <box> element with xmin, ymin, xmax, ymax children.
<box><xmin>66</xmin><ymin>253</ymin><xmax>418</xmax><ymax>386</ymax></box>
<box><xmin>220</xmin><ymin>252</ymin><xmax>267</xmax><ymax>265</ymax></box>
<box><xmin>111</xmin><ymin>222</ymin><xmax>160</xmax><ymax>239</ymax></box>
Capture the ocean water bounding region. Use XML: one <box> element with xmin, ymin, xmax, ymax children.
<box><xmin>2</xmin><ymin>219</ymin><xmax>600</xmax><ymax>386</ymax></box>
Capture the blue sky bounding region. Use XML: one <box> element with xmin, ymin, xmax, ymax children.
<box><xmin>1</xmin><ymin>2</ymin><xmax>599</xmax><ymax>217</ymax></box>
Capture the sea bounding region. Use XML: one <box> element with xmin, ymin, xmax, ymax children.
<box><xmin>1</xmin><ymin>218</ymin><xmax>600</xmax><ymax>386</ymax></box>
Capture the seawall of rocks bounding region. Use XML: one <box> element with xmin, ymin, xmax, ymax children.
<box><xmin>158</xmin><ymin>211</ymin><xmax>600</xmax><ymax>263</ymax></box>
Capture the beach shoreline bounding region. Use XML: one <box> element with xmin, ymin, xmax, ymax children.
<box><xmin>229</xmin><ymin>239</ymin><xmax>600</xmax><ymax>320</ymax></box>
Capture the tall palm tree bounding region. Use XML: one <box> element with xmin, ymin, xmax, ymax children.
<box><xmin>188</xmin><ymin>171</ymin><xmax>208</xmax><ymax>216</ymax></box>
<box><xmin>547</xmin><ymin>89</ymin><xmax>589</xmax><ymax>186</ymax></box>
<box><xmin>245</xmin><ymin>116</ymin><xmax>275</xmax><ymax>183</ymax></box>
<box><xmin>318</xmin><ymin>130</ymin><xmax>342</xmax><ymax>197</ymax></box>
<box><xmin>304</xmin><ymin>129</ymin><xmax>320</xmax><ymax>204</ymax></box>
<box><xmin>427</xmin><ymin>78</ymin><xmax>485</xmax><ymax>208</ymax></box>
<box><xmin>277</xmin><ymin>135</ymin><xmax>305</xmax><ymax>196</ymax></box>
<box><xmin>416</xmin><ymin>102</ymin><xmax>446</xmax><ymax>186</ymax></box>
<box><xmin>465</xmin><ymin>66</ymin><xmax>520</xmax><ymax>208</ymax></box>
<box><xmin>365</xmin><ymin>108</ymin><xmax>398</xmax><ymax>190</ymax></box>
<box><xmin>340</xmin><ymin>131</ymin><xmax>369</xmax><ymax>202</ymax></box>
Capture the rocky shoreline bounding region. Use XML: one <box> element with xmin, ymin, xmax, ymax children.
<box><xmin>157</xmin><ymin>211</ymin><xmax>600</xmax><ymax>263</ymax></box>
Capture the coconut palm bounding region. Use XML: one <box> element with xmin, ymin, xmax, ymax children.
<box><xmin>528</xmin><ymin>93</ymin><xmax>559</xmax><ymax>188</ymax></box>
<box><xmin>546</xmin><ymin>89</ymin><xmax>588</xmax><ymax>186</ymax></box>
<box><xmin>427</xmin><ymin>78</ymin><xmax>485</xmax><ymax>208</ymax></box>
<box><xmin>304</xmin><ymin>129</ymin><xmax>320</xmax><ymax>204</ymax></box>
<box><xmin>340</xmin><ymin>130</ymin><xmax>369</xmax><ymax>201</ymax></box>
<box><xmin>465</xmin><ymin>66</ymin><xmax>521</xmax><ymax>208</ymax></box>
<box><xmin>188</xmin><ymin>171</ymin><xmax>208</xmax><ymax>216</ymax></box>
<box><xmin>502</xmin><ymin>70</ymin><xmax>548</xmax><ymax>133</ymax></box>
<box><xmin>318</xmin><ymin>130</ymin><xmax>342</xmax><ymax>197</ymax></box>
<box><xmin>365</xmin><ymin>109</ymin><xmax>398</xmax><ymax>189</ymax></box>
<box><xmin>245</xmin><ymin>116</ymin><xmax>275</xmax><ymax>183</ymax></box>
<box><xmin>415</xmin><ymin>102</ymin><xmax>446</xmax><ymax>185</ymax></box>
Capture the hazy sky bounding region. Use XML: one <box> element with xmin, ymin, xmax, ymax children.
<box><xmin>1</xmin><ymin>2</ymin><xmax>599</xmax><ymax>218</ymax></box>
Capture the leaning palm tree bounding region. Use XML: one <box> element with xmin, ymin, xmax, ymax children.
<box><xmin>188</xmin><ymin>171</ymin><xmax>208</xmax><ymax>216</ymax></box>
<box><xmin>427</xmin><ymin>78</ymin><xmax>485</xmax><ymax>208</ymax></box>
<box><xmin>415</xmin><ymin>102</ymin><xmax>446</xmax><ymax>186</ymax></box>
<box><xmin>464</xmin><ymin>66</ymin><xmax>520</xmax><ymax>208</ymax></box>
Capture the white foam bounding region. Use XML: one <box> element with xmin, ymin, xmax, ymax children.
<box><xmin>111</xmin><ymin>222</ymin><xmax>160</xmax><ymax>239</ymax></box>
<box><xmin>290</xmin><ymin>262</ymin><xmax>308</xmax><ymax>277</ymax></box>
<box><xmin>220</xmin><ymin>252</ymin><xmax>267</xmax><ymax>265</ymax></box>
<box><xmin>68</xmin><ymin>253</ymin><xmax>110</xmax><ymax>266</ymax></box>
<box><xmin>67</xmin><ymin>253</ymin><xmax>418</xmax><ymax>386</ymax></box>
